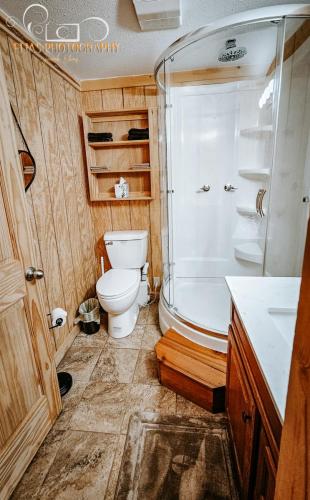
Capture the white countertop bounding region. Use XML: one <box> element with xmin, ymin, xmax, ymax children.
<box><xmin>225</xmin><ymin>277</ymin><xmax>301</xmax><ymax>422</ymax></box>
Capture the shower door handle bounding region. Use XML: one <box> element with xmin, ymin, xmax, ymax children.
<box><xmin>198</xmin><ymin>185</ymin><xmax>210</xmax><ymax>192</ymax></box>
<box><xmin>256</xmin><ymin>189</ymin><xmax>266</xmax><ymax>217</ymax></box>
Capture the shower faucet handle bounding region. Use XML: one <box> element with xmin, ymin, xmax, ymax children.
<box><xmin>198</xmin><ymin>184</ymin><xmax>210</xmax><ymax>192</ymax></box>
<box><xmin>224</xmin><ymin>184</ymin><xmax>238</xmax><ymax>192</ymax></box>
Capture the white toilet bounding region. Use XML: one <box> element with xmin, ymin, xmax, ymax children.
<box><xmin>96</xmin><ymin>230</ymin><xmax>148</xmax><ymax>338</ymax></box>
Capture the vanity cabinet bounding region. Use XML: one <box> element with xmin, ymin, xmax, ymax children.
<box><xmin>226</xmin><ymin>306</ymin><xmax>282</xmax><ymax>499</ymax></box>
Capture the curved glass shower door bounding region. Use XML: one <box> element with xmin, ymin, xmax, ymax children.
<box><xmin>161</xmin><ymin>19</ymin><xmax>282</xmax><ymax>334</ymax></box>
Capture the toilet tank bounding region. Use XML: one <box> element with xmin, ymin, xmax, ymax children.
<box><xmin>104</xmin><ymin>230</ymin><xmax>148</xmax><ymax>269</ymax></box>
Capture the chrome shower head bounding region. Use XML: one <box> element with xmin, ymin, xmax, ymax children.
<box><xmin>218</xmin><ymin>39</ymin><xmax>247</xmax><ymax>62</ymax></box>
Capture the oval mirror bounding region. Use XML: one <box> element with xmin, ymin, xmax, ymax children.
<box><xmin>19</xmin><ymin>150</ymin><xmax>36</xmax><ymax>192</ymax></box>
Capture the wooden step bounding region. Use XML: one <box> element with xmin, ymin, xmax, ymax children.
<box><xmin>155</xmin><ymin>329</ymin><xmax>227</xmax><ymax>413</ymax></box>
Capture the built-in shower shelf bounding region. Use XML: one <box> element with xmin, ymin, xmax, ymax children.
<box><xmin>238</xmin><ymin>168</ymin><xmax>270</xmax><ymax>180</ymax></box>
<box><xmin>234</xmin><ymin>242</ymin><xmax>263</xmax><ymax>264</ymax></box>
<box><xmin>236</xmin><ymin>205</ymin><xmax>258</xmax><ymax>217</ymax></box>
<box><xmin>240</xmin><ymin>125</ymin><xmax>273</xmax><ymax>137</ymax></box>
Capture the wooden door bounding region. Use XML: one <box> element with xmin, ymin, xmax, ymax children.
<box><xmin>226</xmin><ymin>331</ymin><xmax>257</xmax><ymax>498</ymax></box>
<box><xmin>0</xmin><ymin>53</ymin><xmax>61</xmax><ymax>498</ymax></box>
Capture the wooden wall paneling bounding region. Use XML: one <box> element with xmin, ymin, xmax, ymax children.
<box><xmin>101</xmin><ymin>88</ymin><xmax>124</xmax><ymax>110</ymax></box>
<box><xmin>123</xmin><ymin>86</ymin><xmax>146</xmax><ymax>108</ymax></box>
<box><xmin>91</xmin><ymin>201</ymin><xmax>113</xmax><ymax>276</ymax></box>
<box><xmin>0</xmin><ymin>32</ymin><xmax>16</xmax><ymax>108</ymax></box>
<box><xmin>81</xmin><ymin>90</ymin><xmax>103</xmax><ymax>111</ymax></box>
<box><xmin>111</xmin><ymin>201</ymin><xmax>132</xmax><ymax>230</ymax></box>
<box><xmin>8</xmin><ymin>40</ymin><xmax>68</xmax><ymax>350</ymax></box>
<box><xmin>32</xmin><ymin>57</ymin><xmax>77</xmax><ymax>335</ymax></box>
<box><xmin>93</xmin><ymin>89</ymin><xmax>124</xmax><ymax>275</ymax></box>
<box><xmin>124</xmin><ymin>86</ymin><xmax>153</xmax><ymax>282</ymax></box>
<box><xmin>50</xmin><ymin>72</ymin><xmax>86</xmax><ymax>305</ymax></box>
<box><xmin>105</xmin><ymin>90</ymin><xmax>133</xmax><ymax>238</ymax></box>
<box><xmin>145</xmin><ymin>85</ymin><xmax>162</xmax><ymax>282</ymax></box>
<box><xmin>0</xmin><ymin>13</ymin><xmax>79</xmax><ymax>91</ymax></box>
<box><xmin>80</xmin><ymin>74</ymin><xmax>155</xmax><ymax>91</ymax></box>
<box><xmin>76</xmin><ymin>90</ymin><xmax>99</xmax><ymax>288</ymax></box>
<box><xmin>66</xmin><ymin>84</ymin><xmax>97</xmax><ymax>296</ymax></box>
<box><xmin>65</xmin><ymin>83</ymin><xmax>91</xmax><ymax>291</ymax></box>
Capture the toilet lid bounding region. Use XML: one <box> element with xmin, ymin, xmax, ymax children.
<box><xmin>96</xmin><ymin>269</ymin><xmax>140</xmax><ymax>298</ymax></box>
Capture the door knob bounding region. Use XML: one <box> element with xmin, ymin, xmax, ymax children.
<box><xmin>224</xmin><ymin>184</ymin><xmax>237</xmax><ymax>192</ymax></box>
<box><xmin>25</xmin><ymin>266</ymin><xmax>44</xmax><ymax>281</ymax></box>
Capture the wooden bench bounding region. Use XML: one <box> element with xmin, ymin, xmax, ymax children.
<box><xmin>155</xmin><ymin>329</ymin><xmax>226</xmax><ymax>413</ymax></box>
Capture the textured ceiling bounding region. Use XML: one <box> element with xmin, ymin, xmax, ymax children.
<box><xmin>0</xmin><ymin>0</ymin><xmax>308</xmax><ymax>80</ymax></box>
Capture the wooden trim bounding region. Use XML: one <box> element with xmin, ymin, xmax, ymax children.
<box><xmin>80</xmin><ymin>66</ymin><xmax>265</xmax><ymax>92</ymax></box>
<box><xmin>80</xmin><ymin>74</ymin><xmax>155</xmax><ymax>91</ymax></box>
<box><xmin>275</xmin><ymin>220</ymin><xmax>310</xmax><ymax>499</ymax></box>
<box><xmin>169</xmin><ymin>65</ymin><xmax>265</xmax><ymax>86</ymax></box>
<box><xmin>85</xmin><ymin>107</ymin><xmax>148</xmax><ymax>118</ymax></box>
<box><xmin>0</xmin><ymin>397</ymin><xmax>50</xmax><ymax>499</ymax></box>
<box><xmin>0</xmin><ymin>12</ymin><xmax>79</xmax><ymax>89</ymax></box>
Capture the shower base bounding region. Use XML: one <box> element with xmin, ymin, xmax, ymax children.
<box><xmin>159</xmin><ymin>278</ymin><xmax>230</xmax><ymax>354</ymax></box>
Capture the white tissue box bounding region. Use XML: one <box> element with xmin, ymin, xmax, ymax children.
<box><xmin>115</xmin><ymin>182</ymin><xmax>129</xmax><ymax>199</ymax></box>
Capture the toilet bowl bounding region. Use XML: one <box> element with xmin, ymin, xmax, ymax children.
<box><xmin>96</xmin><ymin>230</ymin><xmax>148</xmax><ymax>338</ymax></box>
<box><xmin>97</xmin><ymin>269</ymin><xmax>140</xmax><ymax>338</ymax></box>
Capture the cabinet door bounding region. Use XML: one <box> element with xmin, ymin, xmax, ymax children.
<box><xmin>253</xmin><ymin>426</ymin><xmax>276</xmax><ymax>500</ymax></box>
<box><xmin>226</xmin><ymin>331</ymin><xmax>257</xmax><ymax>498</ymax></box>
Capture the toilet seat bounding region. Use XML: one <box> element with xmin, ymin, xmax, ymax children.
<box><xmin>96</xmin><ymin>269</ymin><xmax>140</xmax><ymax>299</ymax></box>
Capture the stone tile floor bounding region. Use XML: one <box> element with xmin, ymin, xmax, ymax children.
<box><xmin>12</xmin><ymin>303</ymin><xmax>212</xmax><ymax>500</ymax></box>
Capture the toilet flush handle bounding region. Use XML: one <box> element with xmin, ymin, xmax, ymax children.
<box><xmin>105</xmin><ymin>241</ymin><xmax>113</xmax><ymax>245</ymax></box>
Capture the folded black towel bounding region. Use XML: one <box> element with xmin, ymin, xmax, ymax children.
<box><xmin>128</xmin><ymin>128</ymin><xmax>149</xmax><ymax>135</ymax></box>
<box><xmin>88</xmin><ymin>132</ymin><xmax>113</xmax><ymax>142</ymax></box>
<box><xmin>128</xmin><ymin>127</ymin><xmax>149</xmax><ymax>140</ymax></box>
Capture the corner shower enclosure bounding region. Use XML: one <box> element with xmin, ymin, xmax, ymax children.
<box><xmin>155</xmin><ymin>5</ymin><xmax>310</xmax><ymax>352</ymax></box>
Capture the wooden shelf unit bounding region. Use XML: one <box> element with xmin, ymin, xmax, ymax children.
<box><xmin>83</xmin><ymin>107</ymin><xmax>156</xmax><ymax>201</ymax></box>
